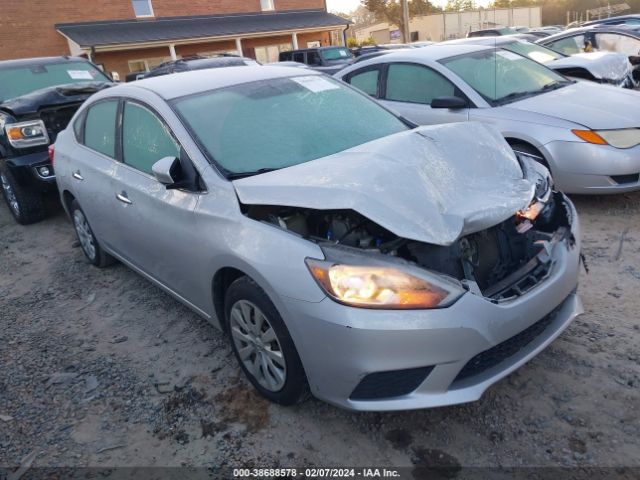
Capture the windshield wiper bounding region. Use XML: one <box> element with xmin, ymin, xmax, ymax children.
<box><xmin>227</xmin><ymin>168</ymin><xmax>280</xmax><ymax>180</ymax></box>
<box><xmin>494</xmin><ymin>80</ymin><xmax>569</xmax><ymax>105</ymax></box>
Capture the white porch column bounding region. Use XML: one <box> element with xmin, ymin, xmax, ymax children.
<box><xmin>236</xmin><ymin>38</ymin><xmax>243</xmax><ymax>56</ymax></box>
<box><xmin>169</xmin><ymin>44</ymin><xmax>177</xmax><ymax>61</ymax></box>
<box><xmin>292</xmin><ymin>32</ymin><xmax>299</xmax><ymax>50</ymax></box>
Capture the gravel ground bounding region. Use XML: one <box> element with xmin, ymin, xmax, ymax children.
<box><xmin>0</xmin><ymin>192</ymin><xmax>639</xmax><ymax>475</ymax></box>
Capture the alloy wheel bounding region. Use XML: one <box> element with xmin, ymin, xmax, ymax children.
<box><xmin>73</xmin><ymin>209</ymin><xmax>96</xmax><ymax>261</ymax></box>
<box><xmin>230</xmin><ymin>299</ymin><xmax>287</xmax><ymax>392</ymax></box>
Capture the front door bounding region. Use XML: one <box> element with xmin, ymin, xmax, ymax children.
<box><xmin>109</xmin><ymin>100</ymin><xmax>203</xmax><ymax>306</ymax></box>
<box><xmin>378</xmin><ymin>62</ymin><xmax>470</xmax><ymax>126</ymax></box>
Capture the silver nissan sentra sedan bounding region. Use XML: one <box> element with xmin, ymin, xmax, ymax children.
<box><xmin>335</xmin><ymin>44</ymin><xmax>640</xmax><ymax>194</ymax></box>
<box><xmin>53</xmin><ymin>66</ymin><xmax>583</xmax><ymax>411</ymax></box>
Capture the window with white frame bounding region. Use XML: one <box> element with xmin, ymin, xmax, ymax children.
<box><xmin>132</xmin><ymin>0</ymin><xmax>154</xmax><ymax>17</ymax></box>
<box><xmin>261</xmin><ymin>0</ymin><xmax>275</xmax><ymax>11</ymax></box>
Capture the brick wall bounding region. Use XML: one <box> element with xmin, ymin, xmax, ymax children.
<box><xmin>0</xmin><ymin>0</ymin><xmax>326</xmax><ymax>61</ymax></box>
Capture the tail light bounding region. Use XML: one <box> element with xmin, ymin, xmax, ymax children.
<box><xmin>48</xmin><ymin>144</ymin><xmax>55</xmax><ymax>165</ymax></box>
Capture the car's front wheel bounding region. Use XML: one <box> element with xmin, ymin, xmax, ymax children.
<box><xmin>225</xmin><ymin>276</ymin><xmax>308</xmax><ymax>405</ymax></box>
<box><xmin>0</xmin><ymin>162</ymin><xmax>45</xmax><ymax>225</ymax></box>
<box><xmin>70</xmin><ymin>199</ymin><xmax>114</xmax><ymax>268</ymax></box>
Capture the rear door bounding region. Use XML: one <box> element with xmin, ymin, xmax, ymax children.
<box><xmin>71</xmin><ymin>99</ymin><xmax>121</xmax><ymax>250</ymax></box>
<box><xmin>378</xmin><ymin>62</ymin><xmax>470</xmax><ymax>125</ymax></box>
<box><xmin>110</xmin><ymin>99</ymin><xmax>203</xmax><ymax>303</ymax></box>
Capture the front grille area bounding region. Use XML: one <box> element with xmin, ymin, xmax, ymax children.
<box><xmin>453</xmin><ymin>303</ymin><xmax>563</xmax><ymax>383</ymax></box>
<box><xmin>611</xmin><ymin>173</ymin><xmax>640</xmax><ymax>185</ymax></box>
<box><xmin>350</xmin><ymin>366</ymin><xmax>434</xmax><ymax>400</ymax></box>
<box><xmin>40</xmin><ymin>104</ymin><xmax>80</xmax><ymax>143</ymax></box>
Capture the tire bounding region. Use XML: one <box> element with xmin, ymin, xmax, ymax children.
<box><xmin>0</xmin><ymin>162</ymin><xmax>46</xmax><ymax>225</ymax></box>
<box><xmin>225</xmin><ymin>276</ymin><xmax>308</xmax><ymax>405</ymax></box>
<box><xmin>69</xmin><ymin>199</ymin><xmax>114</xmax><ymax>268</ymax></box>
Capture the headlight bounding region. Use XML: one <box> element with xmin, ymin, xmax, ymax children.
<box><xmin>306</xmin><ymin>259</ymin><xmax>463</xmax><ymax>310</ymax></box>
<box><xmin>572</xmin><ymin>128</ymin><xmax>640</xmax><ymax>149</ymax></box>
<box><xmin>5</xmin><ymin>120</ymin><xmax>50</xmax><ymax>148</ymax></box>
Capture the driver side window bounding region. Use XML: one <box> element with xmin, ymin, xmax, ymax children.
<box><xmin>122</xmin><ymin>101</ymin><xmax>180</xmax><ymax>175</ymax></box>
<box><xmin>384</xmin><ymin>63</ymin><xmax>458</xmax><ymax>105</ymax></box>
<box><xmin>547</xmin><ymin>35</ymin><xmax>586</xmax><ymax>55</ymax></box>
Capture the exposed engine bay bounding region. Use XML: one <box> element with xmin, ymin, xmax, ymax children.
<box><xmin>242</xmin><ymin>191</ymin><xmax>574</xmax><ymax>303</ymax></box>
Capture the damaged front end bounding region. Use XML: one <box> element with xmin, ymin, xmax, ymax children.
<box><xmin>241</xmin><ymin>154</ymin><xmax>575</xmax><ymax>306</ymax></box>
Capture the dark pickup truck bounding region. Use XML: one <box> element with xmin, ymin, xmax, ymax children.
<box><xmin>0</xmin><ymin>56</ymin><xmax>113</xmax><ymax>224</ymax></box>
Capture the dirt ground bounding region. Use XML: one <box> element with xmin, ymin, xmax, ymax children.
<box><xmin>0</xmin><ymin>191</ymin><xmax>639</xmax><ymax>475</ymax></box>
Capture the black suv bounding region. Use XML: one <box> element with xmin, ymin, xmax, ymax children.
<box><xmin>0</xmin><ymin>56</ymin><xmax>112</xmax><ymax>224</ymax></box>
<box><xmin>143</xmin><ymin>55</ymin><xmax>257</xmax><ymax>78</ymax></box>
<box><xmin>279</xmin><ymin>46</ymin><xmax>354</xmax><ymax>74</ymax></box>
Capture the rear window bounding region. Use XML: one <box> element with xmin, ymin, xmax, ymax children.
<box><xmin>320</xmin><ymin>48</ymin><xmax>353</xmax><ymax>61</ymax></box>
<box><xmin>0</xmin><ymin>61</ymin><xmax>111</xmax><ymax>102</ymax></box>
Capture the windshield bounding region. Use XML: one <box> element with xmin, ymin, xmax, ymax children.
<box><xmin>0</xmin><ymin>61</ymin><xmax>111</xmax><ymax>102</ymax></box>
<box><xmin>320</xmin><ymin>48</ymin><xmax>353</xmax><ymax>61</ymax></box>
<box><xmin>440</xmin><ymin>48</ymin><xmax>569</xmax><ymax>105</ymax></box>
<box><xmin>173</xmin><ymin>75</ymin><xmax>407</xmax><ymax>177</ymax></box>
<box><xmin>504</xmin><ymin>41</ymin><xmax>564</xmax><ymax>63</ymax></box>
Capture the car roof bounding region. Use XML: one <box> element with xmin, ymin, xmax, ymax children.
<box><xmin>0</xmin><ymin>56</ymin><xmax>91</xmax><ymax>70</ymax></box>
<box><xmin>541</xmin><ymin>24</ymin><xmax>640</xmax><ymax>41</ymax></box>
<box><xmin>583</xmin><ymin>14</ymin><xmax>640</xmax><ymax>26</ymax></box>
<box><xmin>355</xmin><ymin>44</ymin><xmax>493</xmax><ymax>63</ymax></box>
<box><xmin>443</xmin><ymin>36</ymin><xmax>515</xmax><ymax>46</ymax></box>
<box><xmin>116</xmin><ymin>65</ymin><xmax>323</xmax><ymax>100</ymax></box>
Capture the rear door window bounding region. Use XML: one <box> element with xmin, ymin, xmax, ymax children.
<box><xmin>83</xmin><ymin>100</ymin><xmax>118</xmax><ymax>158</ymax></box>
<box><xmin>122</xmin><ymin>101</ymin><xmax>180</xmax><ymax>175</ymax></box>
<box><xmin>293</xmin><ymin>52</ymin><xmax>305</xmax><ymax>63</ymax></box>
<box><xmin>346</xmin><ymin>67</ymin><xmax>381</xmax><ymax>97</ymax></box>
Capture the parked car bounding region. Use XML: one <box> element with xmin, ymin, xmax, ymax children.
<box><xmin>538</xmin><ymin>25</ymin><xmax>640</xmax><ymax>57</ymax></box>
<box><xmin>144</xmin><ymin>55</ymin><xmax>258</xmax><ymax>78</ymax></box>
<box><xmin>54</xmin><ymin>66</ymin><xmax>582</xmax><ymax>410</ymax></box>
<box><xmin>279</xmin><ymin>46</ymin><xmax>353</xmax><ymax>74</ymax></box>
<box><xmin>444</xmin><ymin>36</ymin><xmax>635</xmax><ymax>88</ymax></box>
<box><xmin>352</xmin><ymin>44</ymin><xmax>412</xmax><ymax>57</ymax></box>
<box><xmin>467</xmin><ymin>27</ymin><xmax>518</xmax><ymax>38</ymax></box>
<box><xmin>0</xmin><ymin>56</ymin><xmax>113</xmax><ymax>224</ymax></box>
<box><xmin>538</xmin><ymin>25</ymin><xmax>640</xmax><ymax>81</ymax></box>
<box><xmin>336</xmin><ymin>45</ymin><xmax>640</xmax><ymax>194</ymax></box>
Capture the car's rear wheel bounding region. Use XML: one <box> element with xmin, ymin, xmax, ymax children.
<box><xmin>70</xmin><ymin>199</ymin><xmax>114</xmax><ymax>268</ymax></box>
<box><xmin>0</xmin><ymin>162</ymin><xmax>46</xmax><ymax>225</ymax></box>
<box><xmin>225</xmin><ymin>276</ymin><xmax>308</xmax><ymax>405</ymax></box>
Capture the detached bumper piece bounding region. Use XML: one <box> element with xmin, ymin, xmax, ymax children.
<box><xmin>350</xmin><ymin>366</ymin><xmax>434</xmax><ymax>400</ymax></box>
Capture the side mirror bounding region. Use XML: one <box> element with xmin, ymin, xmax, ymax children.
<box><xmin>152</xmin><ymin>156</ymin><xmax>180</xmax><ymax>186</ymax></box>
<box><xmin>431</xmin><ymin>96</ymin><xmax>468</xmax><ymax>109</ymax></box>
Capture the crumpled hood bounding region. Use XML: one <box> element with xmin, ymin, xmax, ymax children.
<box><xmin>0</xmin><ymin>82</ymin><xmax>112</xmax><ymax>116</ymax></box>
<box><xmin>233</xmin><ymin>122</ymin><xmax>535</xmax><ymax>246</ymax></box>
<box><xmin>547</xmin><ymin>51</ymin><xmax>631</xmax><ymax>82</ymax></box>
<box><xmin>507</xmin><ymin>81</ymin><xmax>640</xmax><ymax>129</ymax></box>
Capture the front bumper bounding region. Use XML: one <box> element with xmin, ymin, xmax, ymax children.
<box><xmin>544</xmin><ymin>140</ymin><xmax>640</xmax><ymax>194</ymax></box>
<box><xmin>280</xmin><ymin>196</ymin><xmax>583</xmax><ymax>411</ymax></box>
<box><xmin>6</xmin><ymin>150</ymin><xmax>56</xmax><ymax>187</ymax></box>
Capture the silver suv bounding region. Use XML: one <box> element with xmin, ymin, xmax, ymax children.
<box><xmin>54</xmin><ymin>66</ymin><xmax>583</xmax><ymax>411</ymax></box>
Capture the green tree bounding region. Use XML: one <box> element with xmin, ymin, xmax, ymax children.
<box><xmin>445</xmin><ymin>0</ymin><xmax>476</xmax><ymax>12</ymax></box>
<box><xmin>364</xmin><ymin>0</ymin><xmax>441</xmax><ymax>42</ymax></box>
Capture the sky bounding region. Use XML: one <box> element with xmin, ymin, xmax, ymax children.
<box><xmin>325</xmin><ymin>0</ymin><xmax>491</xmax><ymax>13</ymax></box>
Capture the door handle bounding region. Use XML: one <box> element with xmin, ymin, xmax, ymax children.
<box><xmin>72</xmin><ymin>171</ymin><xmax>84</xmax><ymax>181</ymax></box>
<box><xmin>116</xmin><ymin>192</ymin><xmax>132</xmax><ymax>205</ymax></box>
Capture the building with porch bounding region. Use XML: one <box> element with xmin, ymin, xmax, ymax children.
<box><xmin>0</xmin><ymin>0</ymin><xmax>349</xmax><ymax>78</ymax></box>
